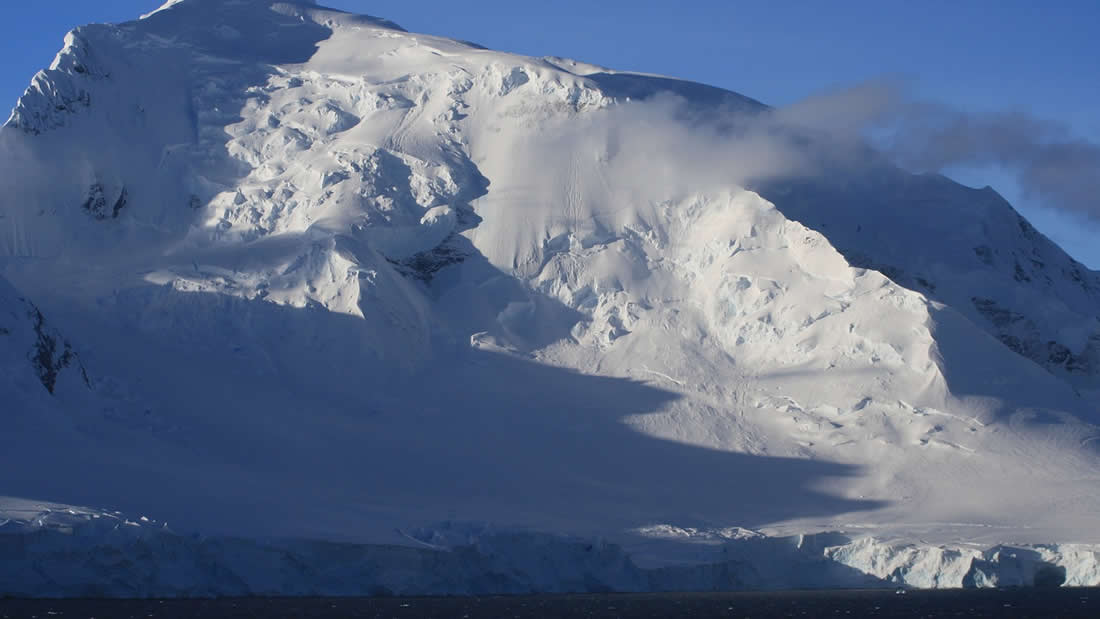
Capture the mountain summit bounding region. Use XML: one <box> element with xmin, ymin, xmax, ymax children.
<box><xmin>2</xmin><ymin>0</ymin><xmax>1099</xmax><ymax>594</ymax></box>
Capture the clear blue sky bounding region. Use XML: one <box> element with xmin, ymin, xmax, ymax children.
<box><xmin>2</xmin><ymin>0</ymin><xmax>1097</xmax><ymax>266</ymax></box>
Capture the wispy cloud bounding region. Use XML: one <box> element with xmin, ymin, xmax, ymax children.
<box><xmin>572</xmin><ymin>80</ymin><xmax>1099</xmax><ymax>221</ymax></box>
<box><xmin>772</xmin><ymin>81</ymin><xmax>1100</xmax><ymax>220</ymax></box>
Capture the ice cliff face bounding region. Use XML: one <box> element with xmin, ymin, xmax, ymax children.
<box><xmin>1</xmin><ymin>0</ymin><xmax>1099</xmax><ymax>594</ymax></box>
<box><xmin>3</xmin><ymin>503</ymin><xmax>1098</xmax><ymax>596</ymax></box>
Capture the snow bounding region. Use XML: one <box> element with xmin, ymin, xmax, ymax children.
<box><xmin>2</xmin><ymin>502</ymin><xmax>1098</xmax><ymax>596</ymax></box>
<box><xmin>0</xmin><ymin>0</ymin><xmax>1099</xmax><ymax>595</ymax></box>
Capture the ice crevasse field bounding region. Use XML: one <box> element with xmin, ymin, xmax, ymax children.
<box><xmin>2</xmin><ymin>0</ymin><xmax>1100</xmax><ymax>596</ymax></box>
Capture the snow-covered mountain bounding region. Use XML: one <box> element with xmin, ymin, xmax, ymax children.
<box><xmin>2</xmin><ymin>0</ymin><xmax>1099</xmax><ymax>594</ymax></box>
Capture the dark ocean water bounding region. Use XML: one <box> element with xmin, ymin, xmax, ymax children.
<box><xmin>2</xmin><ymin>588</ymin><xmax>1097</xmax><ymax>619</ymax></box>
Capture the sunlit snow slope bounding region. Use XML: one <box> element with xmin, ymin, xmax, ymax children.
<box><xmin>2</xmin><ymin>0</ymin><xmax>1099</xmax><ymax>592</ymax></box>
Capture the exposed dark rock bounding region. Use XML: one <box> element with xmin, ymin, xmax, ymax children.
<box><xmin>11</xmin><ymin>88</ymin><xmax>93</xmax><ymax>136</ymax></box>
<box><xmin>972</xmin><ymin>297</ymin><xmax>1094</xmax><ymax>376</ymax></box>
<box><xmin>1047</xmin><ymin>341</ymin><xmax>1072</xmax><ymax>365</ymax></box>
<box><xmin>972</xmin><ymin>296</ymin><xmax>1039</xmax><ymax>359</ymax></box>
<box><xmin>81</xmin><ymin>183</ymin><xmax>108</xmax><ymax>219</ymax></box>
<box><xmin>27</xmin><ymin>306</ymin><xmax>87</xmax><ymax>394</ymax></box>
<box><xmin>1017</xmin><ymin>214</ymin><xmax>1039</xmax><ymax>240</ymax></box>
<box><xmin>1013</xmin><ymin>261</ymin><xmax>1031</xmax><ymax>283</ymax></box>
<box><xmin>391</xmin><ymin>238</ymin><xmax>470</xmax><ymax>282</ymax></box>
<box><xmin>844</xmin><ymin>251</ymin><xmax>938</xmax><ymax>295</ymax></box>
<box><xmin>973</xmin><ymin>245</ymin><xmax>994</xmax><ymax>266</ymax></box>
<box><xmin>81</xmin><ymin>183</ymin><xmax>126</xmax><ymax>220</ymax></box>
<box><xmin>972</xmin><ymin>297</ymin><xmax>1026</xmax><ymax>328</ymax></box>
<box><xmin>914</xmin><ymin>277</ymin><xmax>936</xmax><ymax>293</ymax></box>
<box><xmin>111</xmin><ymin>188</ymin><xmax>128</xmax><ymax>218</ymax></box>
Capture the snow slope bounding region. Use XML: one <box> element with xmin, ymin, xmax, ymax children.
<box><xmin>1</xmin><ymin>0</ymin><xmax>1099</xmax><ymax>594</ymax></box>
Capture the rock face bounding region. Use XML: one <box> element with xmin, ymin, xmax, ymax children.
<box><xmin>0</xmin><ymin>0</ymin><xmax>1099</xmax><ymax>594</ymax></box>
<box><xmin>0</xmin><ymin>275</ymin><xmax>89</xmax><ymax>395</ymax></box>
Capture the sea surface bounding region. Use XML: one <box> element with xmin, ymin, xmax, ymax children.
<box><xmin>2</xmin><ymin>588</ymin><xmax>1097</xmax><ymax>618</ymax></box>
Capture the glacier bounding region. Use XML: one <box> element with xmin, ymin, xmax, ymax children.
<box><xmin>1</xmin><ymin>0</ymin><xmax>1099</xmax><ymax>595</ymax></box>
<box><xmin>1</xmin><ymin>501</ymin><xmax>1097</xmax><ymax>596</ymax></box>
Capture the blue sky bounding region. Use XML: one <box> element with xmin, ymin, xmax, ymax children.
<box><xmin>2</xmin><ymin>0</ymin><xmax>1097</xmax><ymax>266</ymax></box>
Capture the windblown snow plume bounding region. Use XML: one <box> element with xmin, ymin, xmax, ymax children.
<box><xmin>767</xmin><ymin>80</ymin><xmax>1100</xmax><ymax>220</ymax></box>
